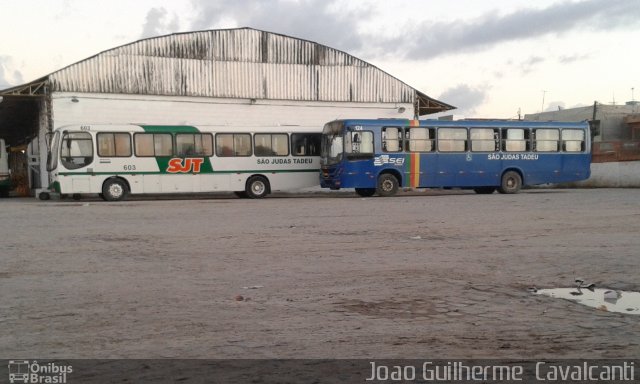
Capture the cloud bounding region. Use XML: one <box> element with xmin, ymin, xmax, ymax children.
<box><xmin>395</xmin><ymin>0</ymin><xmax>640</xmax><ymax>60</ymax></box>
<box><xmin>545</xmin><ymin>101</ymin><xmax>566</xmax><ymax>112</ymax></box>
<box><xmin>181</xmin><ymin>0</ymin><xmax>639</xmax><ymax>63</ymax></box>
<box><xmin>188</xmin><ymin>0</ymin><xmax>374</xmax><ymax>52</ymax></box>
<box><xmin>437</xmin><ymin>84</ymin><xmax>489</xmax><ymax>116</ymax></box>
<box><xmin>141</xmin><ymin>7</ymin><xmax>180</xmax><ymax>38</ymax></box>
<box><xmin>0</xmin><ymin>55</ymin><xmax>24</xmax><ymax>89</ymax></box>
<box><xmin>558</xmin><ymin>53</ymin><xmax>593</xmax><ymax>64</ymax></box>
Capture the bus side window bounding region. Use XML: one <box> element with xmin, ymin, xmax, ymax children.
<box><xmin>97</xmin><ymin>133</ymin><xmax>132</xmax><ymax>157</ymax></box>
<box><xmin>255</xmin><ymin>133</ymin><xmax>289</xmax><ymax>156</ymax></box>
<box><xmin>382</xmin><ymin>127</ymin><xmax>402</xmax><ymax>152</ymax></box>
<box><xmin>533</xmin><ymin>129</ymin><xmax>559</xmax><ymax>152</ymax></box>
<box><xmin>291</xmin><ymin>133</ymin><xmax>321</xmax><ymax>156</ymax></box>
<box><xmin>502</xmin><ymin>128</ymin><xmax>530</xmax><ymax>152</ymax></box>
<box><xmin>406</xmin><ymin>127</ymin><xmax>434</xmax><ymax>152</ymax></box>
<box><xmin>470</xmin><ymin>128</ymin><xmax>498</xmax><ymax>152</ymax></box>
<box><xmin>176</xmin><ymin>133</ymin><xmax>213</xmax><ymax>157</ymax></box>
<box><xmin>562</xmin><ymin>129</ymin><xmax>585</xmax><ymax>152</ymax></box>
<box><xmin>438</xmin><ymin>128</ymin><xmax>467</xmax><ymax>152</ymax></box>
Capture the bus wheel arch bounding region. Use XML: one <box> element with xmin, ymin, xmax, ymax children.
<box><xmin>245</xmin><ymin>175</ymin><xmax>270</xmax><ymax>199</ymax></box>
<box><xmin>101</xmin><ymin>177</ymin><xmax>130</xmax><ymax>201</ymax></box>
<box><xmin>376</xmin><ymin>170</ymin><xmax>402</xmax><ymax>197</ymax></box>
<box><xmin>498</xmin><ymin>169</ymin><xmax>523</xmax><ymax>194</ymax></box>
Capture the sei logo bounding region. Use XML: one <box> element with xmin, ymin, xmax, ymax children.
<box><xmin>373</xmin><ymin>155</ymin><xmax>405</xmax><ymax>166</ymax></box>
<box><xmin>167</xmin><ymin>158</ymin><xmax>204</xmax><ymax>173</ymax></box>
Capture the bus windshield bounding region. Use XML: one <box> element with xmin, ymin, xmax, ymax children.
<box><xmin>321</xmin><ymin>122</ymin><xmax>344</xmax><ymax>166</ymax></box>
<box><xmin>46</xmin><ymin>131</ymin><xmax>60</xmax><ymax>171</ymax></box>
<box><xmin>61</xmin><ymin>132</ymin><xmax>93</xmax><ymax>170</ymax></box>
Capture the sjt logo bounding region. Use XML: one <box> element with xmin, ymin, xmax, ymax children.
<box><xmin>166</xmin><ymin>158</ymin><xmax>204</xmax><ymax>173</ymax></box>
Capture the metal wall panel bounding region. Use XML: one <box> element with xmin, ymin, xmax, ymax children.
<box><xmin>49</xmin><ymin>28</ymin><xmax>419</xmax><ymax>103</ymax></box>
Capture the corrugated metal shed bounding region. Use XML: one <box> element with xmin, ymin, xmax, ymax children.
<box><xmin>45</xmin><ymin>28</ymin><xmax>452</xmax><ymax>114</ymax></box>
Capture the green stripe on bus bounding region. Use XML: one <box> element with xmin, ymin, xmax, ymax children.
<box><xmin>58</xmin><ymin>169</ymin><xmax>319</xmax><ymax>176</ymax></box>
<box><xmin>140</xmin><ymin>125</ymin><xmax>201</xmax><ymax>133</ymax></box>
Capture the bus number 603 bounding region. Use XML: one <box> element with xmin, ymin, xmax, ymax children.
<box><xmin>123</xmin><ymin>165</ymin><xmax>136</xmax><ymax>171</ymax></box>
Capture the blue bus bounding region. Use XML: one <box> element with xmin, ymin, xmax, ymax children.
<box><xmin>320</xmin><ymin>119</ymin><xmax>591</xmax><ymax>196</ymax></box>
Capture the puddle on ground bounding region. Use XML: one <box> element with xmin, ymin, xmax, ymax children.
<box><xmin>534</xmin><ymin>288</ymin><xmax>640</xmax><ymax>315</ymax></box>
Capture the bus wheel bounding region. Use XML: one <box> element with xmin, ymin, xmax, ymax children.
<box><xmin>246</xmin><ymin>176</ymin><xmax>269</xmax><ymax>199</ymax></box>
<box><xmin>473</xmin><ymin>187</ymin><xmax>496</xmax><ymax>194</ymax></box>
<box><xmin>102</xmin><ymin>178</ymin><xmax>128</xmax><ymax>201</ymax></box>
<box><xmin>498</xmin><ymin>171</ymin><xmax>522</xmax><ymax>194</ymax></box>
<box><xmin>376</xmin><ymin>174</ymin><xmax>399</xmax><ymax>197</ymax></box>
<box><xmin>355</xmin><ymin>188</ymin><xmax>376</xmax><ymax>197</ymax></box>
<box><xmin>38</xmin><ymin>191</ymin><xmax>51</xmax><ymax>200</ymax></box>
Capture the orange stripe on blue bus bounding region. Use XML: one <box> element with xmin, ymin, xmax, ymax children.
<box><xmin>411</xmin><ymin>153</ymin><xmax>420</xmax><ymax>188</ymax></box>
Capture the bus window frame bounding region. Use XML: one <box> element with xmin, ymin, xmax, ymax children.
<box><xmin>382</xmin><ymin>126</ymin><xmax>403</xmax><ymax>153</ymax></box>
<box><xmin>215</xmin><ymin>133</ymin><xmax>253</xmax><ymax>157</ymax></box>
<box><xmin>97</xmin><ymin>132</ymin><xmax>133</xmax><ymax>158</ymax></box>
<box><xmin>134</xmin><ymin>133</ymin><xmax>174</xmax><ymax>157</ymax></box>
<box><xmin>344</xmin><ymin>130</ymin><xmax>374</xmax><ymax>159</ymax></box>
<box><xmin>405</xmin><ymin>126</ymin><xmax>435</xmax><ymax>152</ymax></box>
<box><xmin>175</xmin><ymin>133</ymin><xmax>214</xmax><ymax>157</ymax></box>
<box><xmin>437</xmin><ymin>127</ymin><xmax>468</xmax><ymax>153</ymax></box>
<box><xmin>254</xmin><ymin>133</ymin><xmax>290</xmax><ymax>157</ymax></box>
<box><xmin>291</xmin><ymin>133</ymin><xmax>321</xmax><ymax>157</ymax></box>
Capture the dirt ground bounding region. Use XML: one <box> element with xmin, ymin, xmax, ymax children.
<box><xmin>1</xmin><ymin>188</ymin><xmax>639</xmax><ymax>360</ymax></box>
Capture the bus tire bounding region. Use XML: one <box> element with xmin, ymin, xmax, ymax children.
<box><xmin>473</xmin><ymin>187</ymin><xmax>496</xmax><ymax>194</ymax></box>
<box><xmin>102</xmin><ymin>178</ymin><xmax>128</xmax><ymax>201</ymax></box>
<box><xmin>355</xmin><ymin>188</ymin><xmax>376</xmax><ymax>197</ymax></box>
<box><xmin>376</xmin><ymin>173</ymin><xmax>399</xmax><ymax>197</ymax></box>
<box><xmin>245</xmin><ymin>176</ymin><xmax>269</xmax><ymax>199</ymax></box>
<box><xmin>498</xmin><ymin>171</ymin><xmax>522</xmax><ymax>194</ymax></box>
<box><xmin>39</xmin><ymin>191</ymin><xmax>50</xmax><ymax>200</ymax></box>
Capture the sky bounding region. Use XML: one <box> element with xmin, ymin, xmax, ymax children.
<box><xmin>0</xmin><ymin>0</ymin><xmax>639</xmax><ymax>118</ymax></box>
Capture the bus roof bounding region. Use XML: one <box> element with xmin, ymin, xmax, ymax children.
<box><xmin>329</xmin><ymin>119</ymin><xmax>589</xmax><ymax>129</ymax></box>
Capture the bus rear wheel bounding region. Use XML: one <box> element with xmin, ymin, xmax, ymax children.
<box><xmin>376</xmin><ymin>174</ymin><xmax>399</xmax><ymax>197</ymax></box>
<box><xmin>498</xmin><ymin>171</ymin><xmax>522</xmax><ymax>194</ymax></box>
<box><xmin>355</xmin><ymin>188</ymin><xmax>376</xmax><ymax>197</ymax></box>
<box><xmin>245</xmin><ymin>176</ymin><xmax>269</xmax><ymax>199</ymax></box>
<box><xmin>102</xmin><ymin>178</ymin><xmax>128</xmax><ymax>201</ymax></box>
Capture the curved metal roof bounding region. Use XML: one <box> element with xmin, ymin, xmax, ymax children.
<box><xmin>44</xmin><ymin>28</ymin><xmax>452</xmax><ymax>114</ymax></box>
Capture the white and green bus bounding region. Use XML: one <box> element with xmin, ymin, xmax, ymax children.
<box><xmin>42</xmin><ymin>124</ymin><xmax>321</xmax><ymax>201</ymax></box>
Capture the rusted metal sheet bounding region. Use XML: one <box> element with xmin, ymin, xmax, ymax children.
<box><xmin>592</xmin><ymin>141</ymin><xmax>640</xmax><ymax>163</ymax></box>
<box><xmin>47</xmin><ymin>28</ymin><xmax>445</xmax><ymax>108</ymax></box>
